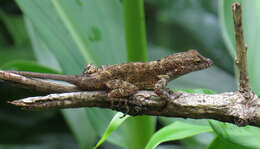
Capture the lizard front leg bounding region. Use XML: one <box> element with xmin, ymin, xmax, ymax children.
<box><xmin>105</xmin><ymin>79</ymin><xmax>139</xmax><ymax>115</ymax></box>
<box><xmin>154</xmin><ymin>75</ymin><xmax>182</xmax><ymax>106</ymax></box>
<box><xmin>105</xmin><ymin>79</ymin><xmax>139</xmax><ymax>98</ymax></box>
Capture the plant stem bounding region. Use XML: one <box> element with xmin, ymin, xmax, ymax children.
<box><xmin>123</xmin><ymin>0</ymin><xmax>147</xmax><ymax>62</ymax></box>
<box><xmin>123</xmin><ymin>0</ymin><xmax>153</xmax><ymax>148</ymax></box>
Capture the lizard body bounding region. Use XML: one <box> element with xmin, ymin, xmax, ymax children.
<box><xmin>9</xmin><ymin>50</ymin><xmax>212</xmax><ymax>99</ymax></box>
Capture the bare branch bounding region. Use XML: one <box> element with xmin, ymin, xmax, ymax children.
<box><xmin>9</xmin><ymin>90</ymin><xmax>260</xmax><ymax>127</ymax></box>
<box><xmin>232</xmin><ymin>2</ymin><xmax>252</xmax><ymax>99</ymax></box>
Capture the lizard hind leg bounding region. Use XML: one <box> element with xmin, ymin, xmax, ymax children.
<box><xmin>105</xmin><ymin>79</ymin><xmax>139</xmax><ymax>98</ymax></box>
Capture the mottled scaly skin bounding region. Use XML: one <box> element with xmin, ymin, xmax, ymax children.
<box><xmin>79</xmin><ymin>50</ymin><xmax>212</xmax><ymax>89</ymax></box>
<box><xmin>8</xmin><ymin>50</ymin><xmax>212</xmax><ymax>98</ymax></box>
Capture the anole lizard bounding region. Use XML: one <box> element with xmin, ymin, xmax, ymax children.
<box><xmin>8</xmin><ymin>50</ymin><xmax>212</xmax><ymax>101</ymax></box>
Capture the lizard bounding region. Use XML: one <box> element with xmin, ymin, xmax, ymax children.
<box><xmin>7</xmin><ymin>50</ymin><xmax>212</xmax><ymax>102</ymax></box>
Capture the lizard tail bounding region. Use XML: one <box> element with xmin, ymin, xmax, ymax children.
<box><xmin>7</xmin><ymin>70</ymin><xmax>80</xmax><ymax>85</ymax></box>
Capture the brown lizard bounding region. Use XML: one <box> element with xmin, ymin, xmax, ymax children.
<box><xmin>8</xmin><ymin>50</ymin><xmax>212</xmax><ymax>101</ymax></box>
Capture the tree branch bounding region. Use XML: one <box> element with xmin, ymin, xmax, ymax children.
<box><xmin>9</xmin><ymin>90</ymin><xmax>260</xmax><ymax>127</ymax></box>
<box><xmin>1</xmin><ymin>2</ymin><xmax>259</xmax><ymax>127</ymax></box>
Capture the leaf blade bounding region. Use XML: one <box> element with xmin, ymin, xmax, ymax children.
<box><xmin>145</xmin><ymin>121</ymin><xmax>212</xmax><ymax>149</ymax></box>
<box><xmin>209</xmin><ymin>120</ymin><xmax>260</xmax><ymax>149</ymax></box>
<box><xmin>16</xmin><ymin>0</ymin><xmax>127</xmax><ymax>148</ymax></box>
<box><xmin>94</xmin><ymin>112</ymin><xmax>130</xmax><ymax>149</ymax></box>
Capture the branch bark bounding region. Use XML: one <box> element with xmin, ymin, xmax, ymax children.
<box><xmin>9</xmin><ymin>90</ymin><xmax>260</xmax><ymax>127</ymax></box>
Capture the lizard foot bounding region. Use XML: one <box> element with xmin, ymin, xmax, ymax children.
<box><xmin>154</xmin><ymin>87</ymin><xmax>182</xmax><ymax>109</ymax></box>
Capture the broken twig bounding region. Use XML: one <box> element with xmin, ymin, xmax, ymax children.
<box><xmin>232</xmin><ymin>2</ymin><xmax>253</xmax><ymax>100</ymax></box>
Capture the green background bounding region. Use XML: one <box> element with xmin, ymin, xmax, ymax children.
<box><xmin>0</xmin><ymin>0</ymin><xmax>259</xmax><ymax>149</ymax></box>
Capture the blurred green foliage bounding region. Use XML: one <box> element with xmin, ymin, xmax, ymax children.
<box><xmin>0</xmin><ymin>0</ymin><xmax>259</xmax><ymax>149</ymax></box>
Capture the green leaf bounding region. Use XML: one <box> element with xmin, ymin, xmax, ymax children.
<box><xmin>0</xmin><ymin>45</ymin><xmax>35</xmax><ymax>66</ymax></box>
<box><xmin>25</xmin><ymin>18</ymin><xmax>61</xmax><ymax>71</ymax></box>
<box><xmin>0</xmin><ymin>10</ymin><xmax>30</xmax><ymax>45</ymax></box>
<box><xmin>181</xmin><ymin>133</ymin><xmax>214</xmax><ymax>149</ymax></box>
<box><xmin>16</xmin><ymin>0</ymin><xmax>126</xmax><ymax>148</ymax></box>
<box><xmin>0</xmin><ymin>10</ymin><xmax>35</xmax><ymax>66</ymax></box>
<box><xmin>94</xmin><ymin>112</ymin><xmax>130</xmax><ymax>149</ymax></box>
<box><xmin>207</xmin><ymin>136</ymin><xmax>251</xmax><ymax>149</ymax></box>
<box><xmin>17</xmin><ymin>0</ymin><xmax>126</xmax><ymax>73</ymax></box>
<box><xmin>178</xmin><ymin>88</ymin><xmax>215</xmax><ymax>94</ymax></box>
<box><xmin>209</xmin><ymin>120</ymin><xmax>260</xmax><ymax>149</ymax></box>
<box><xmin>1</xmin><ymin>60</ymin><xmax>59</xmax><ymax>73</ymax></box>
<box><xmin>62</xmin><ymin>109</ymin><xmax>97</xmax><ymax>149</ymax></box>
<box><xmin>145</xmin><ymin>121</ymin><xmax>212</xmax><ymax>149</ymax></box>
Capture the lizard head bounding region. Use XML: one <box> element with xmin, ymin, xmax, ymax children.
<box><xmin>160</xmin><ymin>49</ymin><xmax>213</xmax><ymax>76</ymax></box>
<box><xmin>182</xmin><ymin>50</ymin><xmax>213</xmax><ymax>72</ymax></box>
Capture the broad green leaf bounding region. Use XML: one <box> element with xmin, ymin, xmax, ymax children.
<box><xmin>178</xmin><ymin>88</ymin><xmax>215</xmax><ymax>94</ymax></box>
<box><xmin>219</xmin><ymin>0</ymin><xmax>260</xmax><ymax>94</ymax></box>
<box><xmin>0</xmin><ymin>45</ymin><xmax>35</xmax><ymax>66</ymax></box>
<box><xmin>0</xmin><ymin>11</ymin><xmax>34</xmax><ymax>66</ymax></box>
<box><xmin>209</xmin><ymin>120</ymin><xmax>260</xmax><ymax>149</ymax></box>
<box><xmin>16</xmin><ymin>0</ymin><xmax>126</xmax><ymax>148</ymax></box>
<box><xmin>62</xmin><ymin>109</ymin><xmax>97</xmax><ymax>149</ymax></box>
<box><xmin>145</xmin><ymin>121</ymin><xmax>212</xmax><ymax>149</ymax></box>
<box><xmin>182</xmin><ymin>133</ymin><xmax>214</xmax><ymax>149</ymax></box>
<box><xmin>17</xmin><ymin>0</ymin><xmax>126</xmax><ymax>73</ymax></box>
<box><xmin>207</xmin><ymin>136</ymin><xmax>251</xmax><ymax>149</ymax></box>
<box><xmin>159</xmin><ymin>117</ymin><xmax>211</xmax><ymax>128</ymax></box>
<box><xmin>94</xmin><ymin>112</ymin><xmax>129</xmax><ymax>149</ymax></box>
<box><xmin>1</xmin><ymin>60</ymin><xmax>59</xmax><ymax>74</ymax></box>
<box><xmin>25</xmin><ymin>18</ymin><xmax>61</xmax><ymax>71</ymax></box>
<box><xmin>0</xmin><ymin>10</ymin><xmax>30</xmax><ymax>45</ymax></box>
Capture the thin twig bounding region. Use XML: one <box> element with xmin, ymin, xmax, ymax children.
<box><xmin>232</xmin><ymin>2</ymin><xmax>252</xmax><ymax>99</ymax></box>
